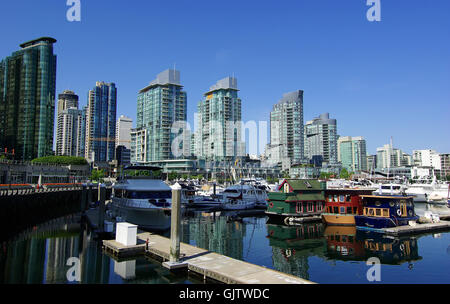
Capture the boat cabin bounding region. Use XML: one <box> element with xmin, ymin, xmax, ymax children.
<box><xmin>355</xmin><ymin>195</ymin><xmax>419</xmax><ymax>229</ymax></box>
<box><xmin>266</xmin><ymin>179</ymin><xmax>326</xmax><ymax>222</ymax></box>
<box><xmin>322</xmin><ymin>188</ymin><xmax>374</xmax><ymax>226</ymax></box>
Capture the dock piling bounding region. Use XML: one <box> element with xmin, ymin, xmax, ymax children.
<box><xmin>80</xmin><ymin>184</ymin><xmax>87</xmax><ymax>212</ymax></box>
<box><xmin>163</xmin><ymin>183</ymin><xmax>188</xmax><ymax>270</ymax></box>
<box><xmin>98</xmin><ymin>184</ymin><xmax>105</xmax><ymax>231</ymax></box>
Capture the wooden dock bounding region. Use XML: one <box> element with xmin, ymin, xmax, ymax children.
<box><xmin>357</xmin><ymin>220</ymin><xmax>450</xmax><ymax>236</ymax></box>
<box><xmin>103</xmin><ymin>232</ymin><xmax>313</xmax><ymax>284</ymax></box>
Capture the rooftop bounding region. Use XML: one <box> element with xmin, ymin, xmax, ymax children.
<box><xmin>20</xmin><ymin>37</ymin><xmax>57</xmax><ymax>49</ymax></box>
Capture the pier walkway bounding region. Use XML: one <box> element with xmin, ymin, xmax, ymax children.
<box><xmin>103</xmin><ymin>232</ymin><xmax>314</xmax><ymax>284</ymax></box>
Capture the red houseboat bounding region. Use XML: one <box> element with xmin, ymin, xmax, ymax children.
<box><xmin>322</xmin><ymin>188</ymin><xmax>375</xmax><ymax>226</ymax></box>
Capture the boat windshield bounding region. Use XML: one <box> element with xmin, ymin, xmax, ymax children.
<box><xmin>125</xmin><ymin>191</ymin><xmax>171</xmax><ymax>199</ymax></box>
<box><xmin>224</xmin><ymin>189</ymin><xmax>239</xmax><ymax>193</ymax></box>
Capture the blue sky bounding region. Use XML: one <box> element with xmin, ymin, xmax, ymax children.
<box><xmin>1</xmin><ymin>0</ymin><xmax>449</xmax><ymax>155</ymax></box>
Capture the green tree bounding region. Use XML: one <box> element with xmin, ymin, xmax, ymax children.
<box><xmin>168</xmin><ymin>172</ymin><xmax>178</xmax><ymax>181</ymax></box>
<box><xmin>31</xmin><ymin>155</ymin><xmax>88</xmax><ymax>165</ymax></box>
<box><xmin>320</xmin><ymin>172</ymin><xmax>334</xmax><ymax>179</ymax></box>
<box><xmin>340</xmin><ymin>168</ymin><xmax>350</xmax><ymax>179</ymax></box>
<box><xmin>90</xmin><ymin>169</ymin><xmax>105</xmax><ymax>182</ymax></box>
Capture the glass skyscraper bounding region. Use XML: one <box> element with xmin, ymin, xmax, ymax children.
<box><xmin>85</xmin><ymin>82</ymin><xmax>117</xmax><ymax>162</ymax></box>
<box><xmin>337</xmin><ymin>136</ymin><xmax>367</xmax><ymax>172</ymax></box>
<box><xmin>304</xmin><ymin>113</ymin><xmax>338</xmax><ymax>164</ymax></box>
<box><xmin>196</xmin><ymin>77</ymin><xmax>243</xmax><ymax>162</ymax></box>
<box><xmin>0</xmin><ymin>37</ymin><xmax>57</xmax><ymax>160</ymax></box>
<box><xmin>268</xmin><ymin>90</ymin><xmax>304</xmax><ymax>169</ymax></box>
<box><xmin>131</xmin><ymin>69</ymin><xmax>187</xmax><ymax>163</ymax></box>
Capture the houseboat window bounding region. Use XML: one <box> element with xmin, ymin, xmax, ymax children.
<box><xmin>317</xmin><ymin>202</ymin><xmax>323</xmax><ymax>212</ymax></box>
<box><xmin>376</xmin><ymin>209</ymin><xmax>382</xmax><ymax>216</ymax></box>
<box><xmin>383</xmin><ymin>209</ymin><xmax>389</xmax><ymax>217</ymax></box>
<box><xmin>339</xmin><ymin>195</ymin><xmax>345</xmax><ymax>202</ymax></box>
<box><xmin>333</xmin><ymin>207</ymin><xmax>339</xmax><ymax>214</ymax></box>
<box><xmin>346</xmin><ymin>195</ymin><xmax>351</xmax><ymax>202</ymax></box>
<box><xmin>296</xmin><ymin>202</ymin><xmax>302</xmax><ymax>213</ymax></box>
<box><xmin>347</xmin><ymin>207</ymin><xmax>352</xmax><ymax>214</ymax></box>
<box><xmin>328</xmin><ymin>195</ymin><xmax>333</xmax><ymax>202</ymax></box>
<box><xmin>390</xmin><ymin>202</ymin><xmax>395</xmax><ymax>207</ymax></box>
<box><xmin>307</xmin><ymin>202</ymin><xmax>314</xmax><ymax>212</ymax></box>
<box><xmin>375</xmin><ymin>201</ymin><xmax>381</xmax><ymax>207</ymax></box>
<box><xmin>353</xmin><ymin>207</ymin><xmax>357</xmax><ymax>214</ymax></box>
<box><xmin>340</xmin><ymin>207</ymin><xmax>346</xmax><ymax>214</ymax></box>
<box><xmin>368</xmin><ymin>208</ymin><xmax>374</xmax><ymax>216</ymax></box>
<box><xmin>334</xmin><ymin>195</ymin><xmax>338</xmax><ymax>202</ymax></box>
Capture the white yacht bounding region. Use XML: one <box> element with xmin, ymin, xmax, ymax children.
<box><xmin>221</xmin><ymin>183</ymin><xmax>268</xmax><ymax>210</ymax></box>
<box><xmin>371</xmin><ymin>183</ymin><xmax>407</xmax><ymax>196</ymax></box>
<box><xmin>406</xmin><ymin>178</ymin><xmax>449</xmax><ymax>203</ymax></box>
<box><xmin>109</xmin><ymin>166</ymin><xmax>172</xmax><ymax>231</ymax></box>
<box><xmin>426</xmin><ymin>184</ymin><xmax>450</xmax><ymax>205</ymax></box>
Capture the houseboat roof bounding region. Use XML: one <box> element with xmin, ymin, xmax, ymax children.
<box><xmin>326</xmin><ymin>188</ymin><xmax>376</xmax><ymax>192</ymax></box>
<box><xmin>360</xmin><ymin>195</ymin><xmax>414</xmax><ymax>199</ymax></box>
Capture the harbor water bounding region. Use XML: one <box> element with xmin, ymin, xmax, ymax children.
<box><xmin>0</xmin><ymin>203</ymin><xmax>449</xmax><ymax>284</ymax></box>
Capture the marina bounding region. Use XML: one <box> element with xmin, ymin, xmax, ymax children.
<box><xmin>1</xmin><ymin>177</ymin><xmax>450</xmax><ymax>285</ymax></box>
<box><xmin>1</xmin><ymin>202</ymin><xmax>450</xmax><ymax>284</ymax></box>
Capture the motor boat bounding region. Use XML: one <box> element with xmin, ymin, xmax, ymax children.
<box><xmin>220</xmin><ymin>183</ymin><xmax>268</xmax><ymax>210</ymax></box>
<box><xmin>109</xmin><ymin>166</ymin><xmax>172</xmax><ymax>231</ymax></box>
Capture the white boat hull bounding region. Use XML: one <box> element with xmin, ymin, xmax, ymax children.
<box><xmin>110</xmin><ymin>199</ymin><xmax>171</xmax><ymax>231</ymax></box>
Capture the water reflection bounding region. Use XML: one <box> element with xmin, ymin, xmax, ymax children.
<box><xmin>181</xmin><ymin>211</ymin><xmax>247</xmax><ymax>260</ymax></box>
<box><xmin>266</xmin><ymin>222</ymin><xmax>326</xmax><ymax>280</ymax></box>
<box><xmin>0</xmin><ymin>214</ymin><xmax>203</xmax><ymax>284</ymax></box>
<box><xmin>324</xmin><ymin>226</ymin><xmax>422</xmax><ymax>265</ymax></box>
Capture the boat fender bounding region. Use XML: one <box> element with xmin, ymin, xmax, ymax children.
<box><xmin>397</xmin><ymin>209</ymin><xmax>402</xmax><ymax>216</ymax></box>
<box><xmin>399</xmin><ymin>244</ymin><xmax>405</xmax><ymax>252</ymax></box>
<box><xmin>269</xmin><ymin>202</ymin><xmax>274</xmax><ymax>208</ymax></box>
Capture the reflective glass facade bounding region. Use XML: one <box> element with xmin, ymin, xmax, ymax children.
<box><xmin>133</xmin><ymin>69</ymin><xmax>187</xmax><ymax>162</ymax></box>
<box><xmin>0</xmin><ymin>37</ymin><xmax>57</xmax><ymax>160</ymax></box>
<box><xmin>85</xmin><ymin>82</ymin><xmax>117</xmax><ymax>162</ymax></box>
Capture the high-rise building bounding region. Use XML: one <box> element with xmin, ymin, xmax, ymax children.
<box><xmin>116</xmin><ymin>115</ymin><xmax>133</xmax><ymax>149</ymax></box>
<box><xmin>80</xmin><ymin>106</ymin><xmax>87</xmax><ymax>158</ymax></box>
<box><xmin>0</xmin><ymin>37</ymin><xmax>57</xmax><ymax>160</ymax></box>
<box><xmin>85</xmin><ymin>82</ymin><xmax>117</xmax><ymax>162</ymax></box>
<box><xmin>57</xmin><ymin>90</ymin><xmax>79</xmax><ymax>116</ymax></box>
<box><xmin>304</xmin><ymin>113</ymin><xmax>338</xmax><ymax>165</ymax></box>
<box><xmin>56</xmin><ymin>90</ymin><xmax>83</xmax><ymax>157</ymax></box>
<box><xmin>131</xmin><ymin>69</ymin><xmax>187</xmax><ymax>163</ymax></box>
<box><xmin>268</xmin><ymin>90</ymin><xmax>304</xmax><ymax>170</ymax></box>
<box><xmin>56</xmin><ymin>107</ymin><xmax>83</xmax><ymax>157</ymax></box>
<box><xmin>376</xmin><ymin>143</ymin><xmax>412</xmax><ymax>170</ymax></box>
<box><xmin>412</xmin><ymin>149</ymin><xmax>441</xmax><ymax>169</ymax></box>
<box><xmin>337</xmin><ymin>136</ymin><xmax>367</xmax><ymax>172</ymax></box>
<box><xmin>196</xmin><ymin>77</ymin><xmax>242</xmax><ymax>161</ymax></box>
<box><xmin>440</xmin><ymin>154</ymin><xmax>450</xmax><ymax>179</ymax></box>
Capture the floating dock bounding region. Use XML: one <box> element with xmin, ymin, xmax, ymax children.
<box><xmin>103</xmin><ymin>232</ymin><xmax>313</xmax><ymax>284</ymax></box>
<box><xmin>357</xmin><ymin>220</ymin><xmax>450</xmax><ymax>236</ymax></box>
